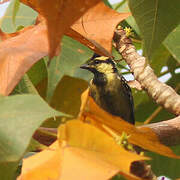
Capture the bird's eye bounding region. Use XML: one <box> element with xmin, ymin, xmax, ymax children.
<box><xmin>94</xmin><ymin>60</ymin><xmax>100</xmax><ymax>64</ymax></box>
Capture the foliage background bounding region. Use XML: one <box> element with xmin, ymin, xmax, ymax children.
<box><xmin>0</xmin><ymin>0</ymin><xmax>179</xmax><ymax>179</ymax></box>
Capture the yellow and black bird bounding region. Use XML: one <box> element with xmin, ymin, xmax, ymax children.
<box><xmin>80</xmin><ymin>53</ymin><xmax>135</xmax><ymax>124</ymax></box>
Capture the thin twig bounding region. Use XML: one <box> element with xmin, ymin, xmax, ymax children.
<box><xmin>144</xmin><ymin>106</ymin><xmax>163</xmax><ymax>125</ymax></box>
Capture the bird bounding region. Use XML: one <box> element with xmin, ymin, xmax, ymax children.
<box><xmin>80</xmin><ymin>53</ymin><xmax>135</xmax><ymax>124</ymax></box>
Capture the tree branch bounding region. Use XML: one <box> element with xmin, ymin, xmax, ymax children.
<box><xmin>33</xmin><ymin>127</ymin><xmax>57</xmax><ymax>146</ymax></box>
<box><xmin>141</xmin><ymin>116</ymin><xmax>180</xmax><ymax>146</ymax></box>
<box><xmin>33</xmin><ymin>116</ymin><xmax>180</xmax><ymax>147</ymax></box>
<box><xmin>113</xmin><ymin>28</ymin><xmax>180</xmax><ymax>115</ymax></box>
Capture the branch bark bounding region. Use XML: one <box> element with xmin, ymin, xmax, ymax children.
<box><xmin>141</xmin><ymin>116</ymin><xmax>180</xmax><ymax>146</ymax></box>
<box><xmin>33</xmin><ymin>127</ymin><xmax>57</xmax><ymax>146</ymax></box>
<box><xmin>113</xmin><ymin>28</ymin><xmax>180</xmax><ymax>115</ymax></box>
<box><xmin>33</xmin><ymin>116</ymin><xmax>180</xmax><ymax>148</ymax></box>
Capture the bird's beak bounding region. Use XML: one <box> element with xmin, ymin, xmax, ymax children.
<box><xmin>80</xmin><ymin>64</ymin><xmax>91</xmax><ymax>70</ymax></box>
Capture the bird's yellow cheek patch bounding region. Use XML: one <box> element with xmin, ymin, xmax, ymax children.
<box><xmin>96</xmin><ymin>63</ymin><xmax>113</xmax><ymax>74</ymax></box>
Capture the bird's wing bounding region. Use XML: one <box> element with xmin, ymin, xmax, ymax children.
<box><xmin>120</xmin><ymin>76</ymin><xmax>135</xmax><ymax>124</ymax></box>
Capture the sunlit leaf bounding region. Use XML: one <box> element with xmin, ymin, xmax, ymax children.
<box><xmin>67</xmin><ymin>1</ymin><xmax>130</xmax><ymax>56</ymax></box>
<box><xmin>59</xmin><ymin>120</ymin><xmax>147</xmax><ymax>179</ymax></box>
<box><xmin>20</xmin><ymin>0</ymin><xmax>101</xmax><ymax>57</ymax></box>
<box><xmin>1</xmin><ymin>2</ymin><xmax>37</xmax><ymax>33</ymax></box>
<box><xmin>18</xmin><ymin>141</ymin><xmax>62</xmax><ymax>180</ymax></box>
<box><xmin>12</xmin><ymin>0</ymin><xmax>20</xmax><ymax>25</ymax></box>
<box><xmin>18</xmin><ymin>120</ymin><xmax>147</xmax><ymax>180</ymax></box>
<box><xmin>0</xmin><ymin>23</ymin><xmax>48</xmax><ymax>95</ymax></box>
<box><xmin>79</xmin><ymin>89</ymin><xmax>180</xmax><ymax>159</ymax></box>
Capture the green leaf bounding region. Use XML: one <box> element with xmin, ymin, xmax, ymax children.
<box><xmin>1</xmin><ymin>2</ymin><xmax>37</xmax><ymax>32</ymax></box>
<box><xmin>46</xmin><ymin>36</ymin><xmax>92</xmax><ymax>101</ymax></box>
<box><xmin>0</xmin><ymin>162</ymin><xmax>18</xmax><ymax>180</ymax></box>
<box><xmin>27</xmin><ymin>138</ymin><xmax>47</xmax><ymax>152</ymax></box>
<box><xmin>43</xmin><ymin>75</ymin><xmax>88</xmax><ymax>128</ymax></box>
<box><xmin>164</xmin><ymin>24</ymin><xmax>180</xmax><ymax>63</ymax></box>
<box><xmin>102</xmin><ymin>0</ymin><xmax>112</xmax><ymax>8</ymax></box>
<box><xmin>128</xmin><ymin>0</ymin><xmax>180</xmax><ymax>59</ymax></box>
<box><xmin>134</xmin><ymin>90</ymin><xmax>175</xmax><ymax>123</ymax></box>
<box><xmin>12</xmin><ymin>0</ymin><xmax>20</xmax><ymax>25</ymax></box>
<box><xmin>113</xmin><ymin>0</ymin><xmax>126</xmax><ymax>11</ymax></box>
<box><xmin>50</xmin><ymin>75</ymin><xmax>88</xmax><ymax>117</ymax></box>
<box><xmin>12</xmin><ymin>74</ymin><xmax>39</xmax><ymax>95</ymax></box>
<box><xmin>133</xmin><ymin>89</ymin><xmax>149</xmax><ymax>110</ymax></box>
<box><xmin>147</xmin><ymin>146</ymin><xmax>180</xmax><ymax>179</ymax></box>
<box><xmin>150</xmin><ymin>45</ymin><xmax>170</xmax><ymax>76</ymax></box>
<box><xmin>111</xmin><ymin>174</ymin><xmax>126</xmax><ymax>180</ymax></box>
<box><xmin>134</xmin><ymin>71</ymin><xmax>179</xmax><ymax>124</ymax></box>
<box><xmin>0</xmin><ymin>94</ymin><xmax>64</xmax><ymax>178</ymax></box>
<box><xmin>27</xmin><ymin>58</ymin><xmax>48</xmax><ymax>86</ymax></box>
<box><xmin>115</xmin><ymin>1</ymin><xmax>140</xmax><ymax>35</ymax></box>
<box><xmin>166</xmin><ymin>72</ymin><xmax>180</xmax><ymax>90</ymax></box>
<box><xmin>167</xmin><ymin>56</ymin><xmax>179</xmax><ymax>75</ymax></box>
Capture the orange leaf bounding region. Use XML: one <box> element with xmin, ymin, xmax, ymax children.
<box><xmin>19</xmin><ymin>141</ymin><xmax>119</xmax><ymax>180</ymax></box>
<box><xmin>65</xmin><ymin>28</ymin><xmax>109</xmax><ymax>56</ymax></box>
<box><xmin>60</xmin><ymin>146</ymin><xmax>142</xmax><ymax>180</ymax></box>
<box><xmin>0</xmin><ymin>23</ymin><xmax>48</xmax><ymax>95</ymax></box>
<box><xmin>21</xmin><ymin>0</ymin><xmax>130</xmax><ymax>57</ymax></box>
<box><xmin>60</xmin><ymin>146</ymin><xmax>119</xmax><ymax>180</ymax></box>
<box><xmin>21</xmin><ymin>0</ymin><xmax>102</xmax><ymax>57</ymax></box>
<box><xmin>68</xmin><ymin>2</ymin><xmax>130</xmax><ymax>56</ymax></box>
<box><xmin>0</xmin><ymin>26</ymin><xmax>34</xmax><ymax>40</ymax></box>
<box><xmin>79</xmin><ymin>89</ymin><xmax>180</xmax><ymax>159</ymax></box>
<box><xmin>0</xmin><ymin>1</ymin><xmax>130</xmax><ymax>95</ymax></box>
<box><xmin>18</xmin><ymin>141</ymin><xmax>62</xmax><ymax>180</ymax></box>
<box><xmin>58</xmin><ymin>120</ymin><xmax>148</xmax><ymax>179</ymax></box>
<box><xmin>19</xmin><ymin>120</ymin><xmax>148</xmax><ymax>180</ymax></box>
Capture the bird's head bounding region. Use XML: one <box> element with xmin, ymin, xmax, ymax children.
<box><xmin>80</xmin><ymin>54</ymin><xmax>117</xmax><ymax>75</ymax></box>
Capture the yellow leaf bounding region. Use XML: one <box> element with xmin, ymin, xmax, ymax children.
<box><xmin>79</xmin><ymin>89</ymin><xmax>180</xmax><ymax>159</ymax></box>
<box><xmin>18</xmin><ymin>141</ymin><xmax>62</xmax><ymax>180</ymax></box>
<box><xmin>19</xmin><ymin>120</ymin><xmax>148</xmax><ymax>180</ymax></box>
<box><xmin>58</xmin><ymin>120</ymin><xmax>149</xmax><ymax>179</ymax></box>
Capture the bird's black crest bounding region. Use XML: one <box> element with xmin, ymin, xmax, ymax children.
<box><xmin>91</xmin><ymin>53</ymin><xmax>101</xmax><ymax>60</ymax></box>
